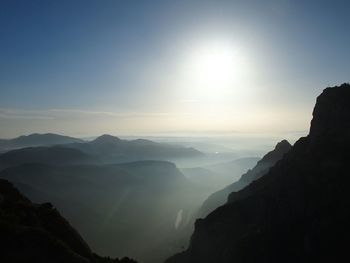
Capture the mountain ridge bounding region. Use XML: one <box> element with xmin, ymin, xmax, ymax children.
<box><xmin>0</xmin><ymin>133</ymin><xmax>84</xmax><ymax>152</ymax></box>
<box><xmin>165</xmin><ymin>83</ymin><xmax>350</xmax><ymax>263</ymax></box>
<box><xmin>0</xmin><ymin>159</ymin><xmax>202</xmax><ymax>262</ymax></box>
<box><xmin>197</xmin><ymin>139</ymin><xmax>291</xmax><ymax>218</ymax></box>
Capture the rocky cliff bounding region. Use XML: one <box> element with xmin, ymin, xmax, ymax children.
<box><xmin>165</xmin><ymin>83</ymin><xmax>350</xmax><ymax>263</ymax></box>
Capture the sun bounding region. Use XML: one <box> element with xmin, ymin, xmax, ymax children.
<box><xmin>185</xmin><ymin>42</ymin><xmax>248</xmax><ymax>98</ymax></box>
<box><xmin>193</xmin><ymin>46</ymin><xmax>235</xmax><ymax>85</ymax></box>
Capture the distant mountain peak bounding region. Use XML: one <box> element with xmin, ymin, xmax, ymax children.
<box><xmin>274</xmin><ymin>139</ymin><xmax>291</xmax><ymax>150</ymax></box>
<box><xmin>132</xmin><ymin>138</ymin><xmax>154</xmax><ymax>144</ymax></box>
<box><xmin>92</xmin><ymin>134</ymin><xmax>121</xmax><ymax>144</ymax></box>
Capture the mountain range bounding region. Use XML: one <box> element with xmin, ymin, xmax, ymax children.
<box><xmin>64</xmin><ymin>134</ymin><xmax>203</xmax><ymax>163</ymax></box>
<box><xmin>2</xmin><ymin>84</ymin><xmax>349</xmax><ymax>263</ymax></box>
<box><xmin>0</xmin><ymin>133</ymin><xmax>203</xmax><ymax>165</ymax></box>
<box><xmin>0</xmin><ymin>146</ymin><xmax>96</xmax><ymax>171</ymax></box>
<box><xmin>0</xmin><ymin>160</ymin><xmax>205</xmax><ymax>263</ymax></box>
<box><xmin>0</xmin><ymin>133</ymin><xmax>84</xmax><ymax>152</ymax></box>
<box><xmin>165</xmin><ymin>83</ymin><xmax>350</xmax><ymax>262</ymax></box>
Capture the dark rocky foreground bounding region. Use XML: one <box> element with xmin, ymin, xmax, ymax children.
<box><xmin>166</xmin><ymin>83</ymin><xmax>350</xmax><ymax>263</ymax></box>
<box><xmin>0</xmin><ymin>178</ymin><xmax>137</xmax><ymax>263</ymax></box>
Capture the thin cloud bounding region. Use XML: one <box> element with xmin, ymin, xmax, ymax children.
<box><xmin>0</xmin><ymin>107</ymin><xmax>195</xmax><ymax>120</ymax></box>
<box><xmin>0</xmin><ymin>108</ymin><xmax>54</xmax><ymax>120</ymax></box>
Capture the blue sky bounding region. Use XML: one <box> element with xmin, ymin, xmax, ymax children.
<box><xmin>0</xmin><ymin>0</ymin><xmax>349</xmax><ymax>137</ymax></box>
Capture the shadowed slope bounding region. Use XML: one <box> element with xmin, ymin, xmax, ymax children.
<box><xmin>198</xmin><ymin>140</ymin><xmax>291</xmax><ymax>218</ymax></box>
<box><xmin>0</xmin><ymin>178</ymin><xmax>136</xmax><ymax>263</ymax></box>
<box><xmin>0</xmin><ymin>160</ymin><xmax>202</xmax><ymax>262</ymax></box>
<box><xmin>166</xmin><ymin>84</ymin><xmax>350</xmax><ymax>263</ymax></box>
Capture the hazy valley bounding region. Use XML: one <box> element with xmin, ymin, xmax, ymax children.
<box><xmin>1</xmin><ymin>1</ymin><xmax>349</xmax><ymax>262</ymax></box>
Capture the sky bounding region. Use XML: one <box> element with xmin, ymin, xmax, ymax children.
<box><xmin>0</xmin><ymin>0</ymin><xmax>349</xmax><ymax>138</ymax></box>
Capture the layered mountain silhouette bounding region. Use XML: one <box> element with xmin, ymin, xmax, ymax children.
<box><xmin>0</xmin><ymin>146</ymin><xmax>96</xmax><ymax>170</ymax></box>
<box><xmin>197</xmin><ymin>140</ymin><xmax>291</xmax><ymax>218</ymax></box>
<box><xmin>0</xmin><ymin>178</ymin><xmax>136</xmax><ymax>263</ymax></box>
<box><xmin>166</xmin><ymin>84</ymin><xmax>350</xmax><ymax>263</ymax></box>
<box><xmin>0</xmin><ymin>133</ymin><xmax>207</xmax><ymax>262</ymax></box>
<box><xmin>0</xmin><ymin>160</ymin><xmax>204</xmax><ymax>263</ymax></box>
<box><xmin>65</xmin><ymin>134</ymin><xmax>203</xmax><ymax>163</ymax></box>
<box><xmin>170</xmin><ymin>141</ymin><xmax>290</xmax><ymax>258</ymax></box>
<box><xmin>0</xmin><ymin>133</ymin><xmax>84</xmax><ymax>152</ymax></box>
<box><xmin>0</xmin><ymin>134</ymin><xmax>203</xmax><ymax>165</ymax></box>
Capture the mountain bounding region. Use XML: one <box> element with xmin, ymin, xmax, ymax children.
<box><xmin>205</xmin><ymin>157</ymin><xmax>261</xmax><ymax>174</ymax></box>
<box><xmin>197</xmin><ymin>140</ymin><xmax>291</xmax><ymax>218</ymax></box>
<box><xmin>165</xmin><ymin>83</ymin><xmax>350</xmax><ymax>263</ymax></box>
<box><xmin>181</xmin><ymin>157</ymin><xmax>260</xmax><ymax>194</ymax></box>
<box><xmin>172</xmin><ymin>141</ymin><xmax>289</xmax><ymax>258</ymax></box>
<box><xmin>0</xmin><ymin>146</ymin><xmax>96</xmax><ymax>171</ymax></box>
<box><xmin>0</xmin><ymin>160</ymin><xmax>204</xmax><ymax>263</ymax></box>
<box><xmin>65</xmin><ymin>134</ymin><xmax>203</xmax><ymax>163</ymax></box>
<box><xmin>0</xmin><ymin>178</ymin><xmax>136</xmax><ymax>263</ymax></box>
<box><xmin>0</xmin><ymin>133</ymin><xmax>84</xmax><ymax>152</ymax></box>
<box><xmin>0</xmin><ymin>134</ymin><xmax>203</xmax><ymax>170</ymax></box>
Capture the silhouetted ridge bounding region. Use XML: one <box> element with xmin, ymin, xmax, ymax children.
<box><xmin>0</xmin><ymin>178</ymin><xmax>137</xmax><ymax>263</ymax></box>
<box><xmin>0</xmin><ymin>146</ymin><xmax>94</xmax><ymax>170</ymax></box>
<box><xmin>0</xmin><ymin>159</ymin><xmax>196</xmax><ymax>262</ymax></box>
<box><xmin>309</xmin><ymin>83</ymin><xmax>350</xmax><ymax>143</ymax></box>
<box><xmin>165</xmin><ymin>84</ymin><xmax>350</xmax><ymax>263</ymax></box>
<box><xmin>65</xmin><ymin>134</ymin><xmax>203</xmax><ymax>163</ymax></box>
<box><xmin>197</xmin><ymin>139</ymin><xmax>291</xmax><ymax>218</ymax></box>
<box><xmin>91</xmin><ymin>134</ymin><xmax>122</xmax><ymax>144</ymax></box>
<box><xmin>0</xmin><ymin>133</ymin><xmax>84</xmax><ymax>152</ymax></box>
<box><xmin>260</xmin><ymin>139</ymin><xmax>291</xmax><ymax>162</ymax></box>
<box><xmin>240</xmin><ymin>139</ymin><xmax>291</xmax><ymax>183</ymax></box>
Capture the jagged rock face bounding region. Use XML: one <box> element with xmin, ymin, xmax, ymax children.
<box><xmin>165</xmin><ymin>84</ymin><xmax>350</xmax><ymax>263</ymax></box>
<box><xmin>309</xmin><ymin>83</ymin><xmax>350</xmax><ymax>143</ymax></box>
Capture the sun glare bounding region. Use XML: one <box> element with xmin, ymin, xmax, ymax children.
<box><xmin>193</xmin><ymin>46</ymin><xmax>235</xmax><ymax>85</ymax></box>
<box><xmin>185</xmin><ymin>42</ymin><xmax>249</xmax><ymax>99</ymax></box>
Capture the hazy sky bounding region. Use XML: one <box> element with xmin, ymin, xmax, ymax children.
<box><xmin>0</xmin><ymin>0</ymin><xmax>349</xmax><ymax>138</ymax></box>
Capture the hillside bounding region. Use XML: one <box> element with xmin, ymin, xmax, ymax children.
<box><xmin>165</xmin><ymin>84</ymin><xmax>350</xmax><ymax>263</ymax></box>
<box><xmin>181</xmin><ymin>157</ymin><xmax>260</xmax><ymax>194</ymax></box>
<box><xmin>0</xmin><ymin>160</ymin><xmax>203</xmax><ymax>263</ymax></box>
<box><xmin>0</xmin><ymin>178</ymin><xmax>136</xmax><ymax>263</ymax></box>
<box><xmin>197</xmin><ymin>140</ymin><xmax>291</xmax><ymax>218</ymax></box>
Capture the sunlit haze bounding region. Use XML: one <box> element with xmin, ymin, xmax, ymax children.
<box><xmin>1</xmin><ymin>0</ymin><xmax>349</xmax><ymax>138</ymax></box>
<box><xmin>1</xmin><ymin>2</ymin><xmax>350</xmax><ymax>263</ymax></box>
